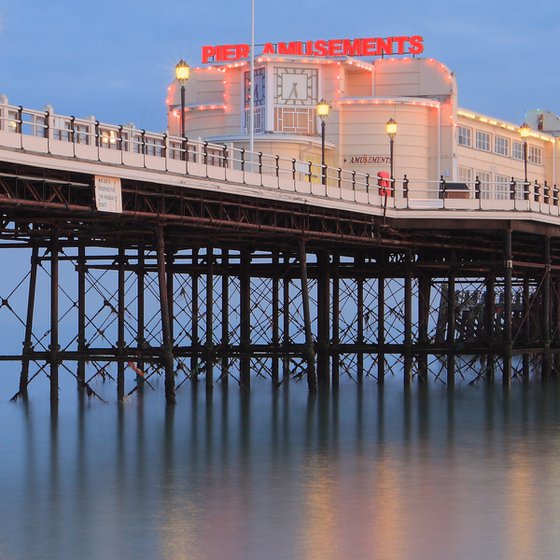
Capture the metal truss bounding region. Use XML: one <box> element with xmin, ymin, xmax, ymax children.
<box><xmin>1</xmin><ymin>163</ymin><xmax>560</xmax><ymax>403</ymax></box>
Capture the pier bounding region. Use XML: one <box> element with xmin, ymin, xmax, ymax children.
<box><xmin>1</xmin><ymin>101</ymin><xmax>559</xmax><ymax>402</ymax></box>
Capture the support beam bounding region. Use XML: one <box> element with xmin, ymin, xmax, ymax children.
<box><xmin>221</xmin><ymin>248</ymin><xmax>230</xmax><ymax>385</ymax></box>
<box><xmin>503</xmin><ymin>230</ymin><xmax>513</xmax><ymax>386</ymax></box>
<box><xmin>191</xmin><ymin>248</ymin><xmax>199</xmax><ymax>380</ymax></box>
<box><xmin>377</xmin><ymin>265</ymin><xmax>385</xmax><ymax>385</ymax></box>
<box><xmin>50</xmin><ymin>229</ymin><xmax>59</xmax><ymax>404</ymax></box>
<box><xmin>166</xmin><ymin>247</ymin><xmax>175</xmax><ymax>343</ymax></box>
<box><xmin>299</xmin><ymin>240</ymin><xmax>317</xmax><ymax>392</ymax></box>
<box><xmin>271</xmin><ymin>250</ymin><xmax>280</xmax><ymax>386</ymax></box>
<box><xmin>317</xmin><ymin>251</ymin><xmax>330</xmax><ymax>388</ymax></box>
<box><xmin>117</xmin><ymin>244</ymin><xmax>126</xmax><ymax>401</ymax></box>
<box><xmin>485</xmin><ymin>270</ymin><xmax>496</xmax><ymax>382</ymax></box>
<box><xmin>136</xmin><ymin>246</ymin><xmax>146</xmax><ymax>391</ymax></box>
<box><xmin>77</xmin><ymin>243</ymin><xmax>86</xmax><ymax>392</ymax></box>
<box><xmin>205</xmin><ymin>245</ymin><xmax>214</xmax><ymax>391</ymax></box>
<box><xmin>356</xmin><ymin>254</ymin><xmax>364</xmax><ymax>383</ymax></box>
<box><xmin>156</xmin><ymin>227</ymin><xmax>176</xmax><ymax>403</ymax></box>
<box><xmin>543</xmin><ymin>235</ymin><xmax>551</xmax><ymax>380</ymax></box>
<box><xmin>19</xmin><ymin>244</ymin><xmax>39</xmax><ymax>399</ymax></box>
<box><xmin>332</xmin><ymin>252</ymin><xmax>340</xmax><ymax>389</ymax></box>
<box><xmin>418</xmin><ymin>270</ymin><xmax>431</xmax><ymax>384</ymax></box>
<box><xmin>446</xmin><ymin>259</ymin><xmax>456</xmax><ymax>386</ymax></box>
<box><xmin>282</xmin><ymin>253</ymin><xmax>291</xmax><ymax>384</ymax></box>
<box><xmin>553</xmin><ymin>276</ymin><xmax>560</xmax><ymax>376</ymax></box>
<box><xmin>404</xmin><ymin>249</ymin><xmax>413</xmax><ymax>386</ymax></box>
<box><xmin>522</xmin><ymin>275</ymin><xmax>531</xmax><ymax>381</ymax></box>
<box><xmin>240</xmin><ymin>249</ymin><xmax>251</xmax><ymax>388</ymax></box>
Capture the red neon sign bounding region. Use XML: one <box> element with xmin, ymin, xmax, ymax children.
<box><xmin>201</xmin><ymin>36</ymin><xmax>424</xmax><ymax>64</ymax></box>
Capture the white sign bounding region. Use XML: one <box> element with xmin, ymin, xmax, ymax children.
<box><xmin>94</xmin><ymin>175</ymin><xmax>122</xmax><ymax>213</ymax></box>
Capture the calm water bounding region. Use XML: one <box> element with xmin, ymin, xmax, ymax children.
<box><xmin>1</xmin><ymin>374</ymin><xmax>560</xmax><ymax>560</ymax></box>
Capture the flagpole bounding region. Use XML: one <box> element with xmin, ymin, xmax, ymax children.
<box><xmin>249</xmin><ymin>0</ymin><xmax>255</xmax><ymax>156</ymax></box>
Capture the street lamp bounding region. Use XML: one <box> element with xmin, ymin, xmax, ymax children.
<box><xmin>175</xmin><ymin>59</ymin><xmax>190</xmax><ymax>137</ymax></box>
<box><xmin>385</xmin><ymin>117</ymin><xmax>398</xmax><ymax>189</ymax></box>
<box><xmin>316</xmin><ymin>99</ymin><xmax>330</xmax><ymax>185</ymax></box>
<box><xmin>519</xmin><ymin>122</ymin><xmax>531</xmax><ymax>185</ymax></box>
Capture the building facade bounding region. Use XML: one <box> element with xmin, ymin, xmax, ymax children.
<box><xmin>167</xmin><ymin>52</ymin><xmax>559</xmax><ymax>198</ymax></box>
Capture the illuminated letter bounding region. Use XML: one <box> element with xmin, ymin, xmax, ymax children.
<box><xmin>314</xmin><ymin>40</ymin><xmax>328</xmax><ymax>57</ymax></box>
<box><xmin>376</xmin><ymin>37</ymin><xmax>393</xmax><ymax>56</ymax></box>
<box><xmin>362</xmin><ymin>38</ymin><xmax>377</xmax><ymax>56</ymax></box>
<box><xmin>393</xmin><ymin>36</ymin><xmax>408</xmax><ymax>55</ymax></box>
<box><xmin>235</xmin><ymin>44</ymin><xmax>250</xmax><ymax>60</ymax></box>
<box><xmin>222</xmin><ymin>45</ymin><xmax>236</xmax><ymax>61</ymax></box>
<box><xmin>277</xmin><ymin>42</ymin><xmax>303</xmax><ymax>55</ymax></box>
<box><xmin>409</xmin><ymin>35</ymin><xmax>424</xmax><ymax>55</ymax></box>
<box><xmin>262</xmin><ymin>42</ymin><xmax>276</xmax><ymax>54</ymax></box>
<box><xmin>328</xmin><ymin>39</ymin><xmax>343</xmax><ymax>57</ymax></box>
<box><xmin>342</xmin><ymin>39</ymin><xmax>362</xmax><ymax>57</ymax></box>
<box><xmin>201</xmin><ymin>45</ymin><xmax>217</xmax><ymax>64</ymax></box>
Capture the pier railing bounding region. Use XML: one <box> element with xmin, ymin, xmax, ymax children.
<box><xmin>0</xmin><ymin>101</ymin><xmax>558</xmax><ymax>217</ymax></box>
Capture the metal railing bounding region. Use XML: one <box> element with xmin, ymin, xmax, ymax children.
<box><xmin>0</xmin><ymin>101</ymin><xmax>557</xmax><ymax>219</ymax></box>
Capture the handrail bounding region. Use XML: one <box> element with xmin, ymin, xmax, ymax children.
<box><xmin>0</xmin><ymin>101</ymin><xmax>556</xmax><ymax>219</ymax></box>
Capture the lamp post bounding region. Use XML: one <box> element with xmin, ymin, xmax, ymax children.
<box><xmin>175</xmin><ymin>59</ymin><xmax>190</xmax><ymax>137</ymax></box>
<box><xmin>519</xmin><ymin>122</ymin><xmax>531</xmax><ymax>184</ymax></box>
<box><xmin>316</xmin><ymin>99</ymin><xmax>330</xmax><ymax>185</ymax></box>
<box><xmin>386</xmin><ymin>117</ymin><xmax>398</xmax><ymax>185</ymax></box>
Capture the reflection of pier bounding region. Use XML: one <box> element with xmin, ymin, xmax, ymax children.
<box><xmin>1</xmin><ymin>103</ymin><xmax>560</xmax><ymax>402</ymax></box>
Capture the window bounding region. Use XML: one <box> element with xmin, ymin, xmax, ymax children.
<box><xmin>274</xmin><ymin>107</ymin><xmax>315</xmax><ymax>134</ymax></box>
<box><xmin>6</xmin><ymin>109</ymin><xmax>19</xmax><ymax>132</ymax></box>
<box><xmin>476</xmin><ymin>170</ymin><xmax>491</xmax><ymax>199</ymax></box>
<box><xmin>494</xmin><ymin>136</ymin><xmax>509</xmax><ymax>157</ymax></box>
<box><xmin>529</xmin><ymin>146</ymin><xmax>542</xmax><ymax>165</ymax></box>
<box><xmin>476</xmin><ymin>130</ymin><xmax>490</xmax><ymax>151</ymax></box>
<box><xmin>458</xmin><ymin>166</ymin><xmax>472</xmax><ymax>184</ymax></box>
<box><xmin>512</xmin><ymin>177</ymin><xmax>526</xmax><ymax>200</ymax></box>
<box><xmin>512</xmin><ymin>141</ymin><xmax>524</xmax><ymax>161</ymax></box>
<box><xmin>495</xmin><ymin>174</ymin><xmax>510</xmax><ymax>200</ymax></box>
<box><xmin>458</xmin><ymin>126</ymin><xmax>472</xmax><ymax>147</ymax></box>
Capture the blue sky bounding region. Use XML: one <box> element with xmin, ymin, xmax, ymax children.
<box><xmin>0</xmin><ymin>0</ymin><xmax>557</xmax><ymax>132</ymax></box>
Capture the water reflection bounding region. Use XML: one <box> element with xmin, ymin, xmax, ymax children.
<box><xmin>1</xmin><ymin>382</ymin><xmax>560</xmax><ymax>559</ymax></box>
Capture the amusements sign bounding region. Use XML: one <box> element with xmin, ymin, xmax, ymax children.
<box><xmin>344</xmin><ymin>155</ymin><xmax>391</xmax><ymax>165</ymax></box>
<box><xmin>94</xmin><ymin>176</ymin><xmax>122</xmax><ymax>214</ymax></box>
<box><xmin>202</xmin><ymin>36</ymin><xmax>424</xmax><ymax>64</ymax></box>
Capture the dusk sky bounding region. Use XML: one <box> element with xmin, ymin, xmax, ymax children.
<box><xmin>0</xmin><ymin>0</ymin><xmax>557</xmax><ymax>132</ymax></box>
